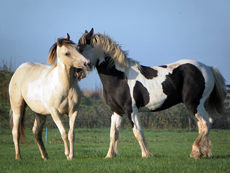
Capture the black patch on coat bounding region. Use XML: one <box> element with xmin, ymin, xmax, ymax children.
<box><xmin>96</xmin><ymin>57</ymin><xmax>134</xmax><ymax>127</ymax></box>
<box><xmin>133</xmin><ymin>81</ymin><xmax>150</xmax><ymax>109</ymax></box>
<box><xmin>154</xmin><ymin>63</ymin><xmax>205</xmax><ymax>115</ymax></box>
<box><xmin>138</xmin><ymin>65</ymin><xmax>158</xmax><ymax>79</ymax></box>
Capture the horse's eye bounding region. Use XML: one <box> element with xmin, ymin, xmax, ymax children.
<box><xmin>77</xmin><ymin>46</ymin><xmax>83</xmax><ymax>53</ymax></box>
<box><xmin>65</xmin><ymin>52</ymin><xmax>70</xmax><ymax>56</ymax></box>
<box><xmin>79</xmin><ymin>48</ymin><xmax>83</xmax><ymax>53</ymax></box>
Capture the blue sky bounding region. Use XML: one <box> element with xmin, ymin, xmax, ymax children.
<box><xmin>1</xmin><ymin>0</ymin><xmax>230</xmax><ymax>89</ymax></box>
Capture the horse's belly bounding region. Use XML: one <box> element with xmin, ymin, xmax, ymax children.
<box><xmin>26</xmin><ymin>99</ymin><xmax>50</xmax><ymax>115</ymax></box>
<box><xmin>24</xmin><ymin>80</ymin><xmax>51</xmax><ymax>115</ymax></box>
<box><xmin>139</xmin><ymin>95</ymin><xmax>167</xmax><ymax>112</ymax></box>
<box><xmin>25</xmin><ymin>85</ymin><xmax>50</xmax><ymax>114</ymax></box>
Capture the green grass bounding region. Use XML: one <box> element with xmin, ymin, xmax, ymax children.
<box><xmin>0</xmin><ymin>128</ymin><xmax>230</xmax><ymax>173</ymax></box>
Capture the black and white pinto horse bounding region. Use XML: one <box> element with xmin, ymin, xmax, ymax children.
<box><xmin>78</xmin><ymin>28</ymin><xmax>227</xmax><ymax>159</ymax></box>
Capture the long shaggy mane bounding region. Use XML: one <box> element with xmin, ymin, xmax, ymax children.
<box><xmin>92</xmin><ymin>33</ymin><xmax>139</xmax><ymax>68</ymax></box>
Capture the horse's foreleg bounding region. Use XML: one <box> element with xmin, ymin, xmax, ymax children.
<box><xmin>50</xmin><ymin>109</ymin><xmax>69</xmax><ymax>159</ymax></box>
<box><xmin>68</xmin><ymin>111</ymin><xmax>78</xmax><ymax>160</ymax></box>
<box><xmin>131</xmin><ymin>108</ymin><xmax>152</xmax><ymax>158</ymax></box>
<box><xmin>106</xmin><ymin>112</ymin><xmax>122</xmax><ymax>158</ymax></box>
<box><xmin>32</xmin><ymin>114</ymin><xmax>48</xmax><ymax>159</ymax></box>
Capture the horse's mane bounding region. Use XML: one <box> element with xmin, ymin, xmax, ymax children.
<box><xmin>92</xmin><ymin>33</ymin><xmax>139</xmax><ymax>68</ymax></box>
<box><xmin>47</xmin><ymin>38</ymin><xmax>76</xmax><ymax>66</ymax></box>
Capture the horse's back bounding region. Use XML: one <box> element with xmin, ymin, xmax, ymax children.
<box><xmin>9</xmin><ymin>62</ymin><xmax>51</xmax><ymax>111</ymax></box>
<box><xmin>9</xmin><ymin>62</ymin><xmax>50</xmax><ymax>92</ymax></box>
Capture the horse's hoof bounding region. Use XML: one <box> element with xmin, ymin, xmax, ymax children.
<box><xmin>142</xmin><ymin>152</ymin><xmax>153</xmax><ymax>158</ymax></box>
<box><xmin>105</xmin><ymin>155</ymin><xmax>113</xmax><ymax>159</ymax></box>
<box><xmin>190</xmin><ymin>151</ymin><xmax>200</xmax><ymax>159</ymax></box>
<box><xmin>43</xmin><ymin>158</ymin><xmax>49</xmax><ymax>161</ymax></box>
<box><xmin>15</xmin><ymin>154</ymin><xmax>22</xmax><ymax>160</ymax></box>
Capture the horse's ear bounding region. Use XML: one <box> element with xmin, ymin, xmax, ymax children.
<box><xmin>85</xmin><ymin>28</ymin><xmax>94</xmax><ymax>44</ymax></box>
<box><xmin>66</xmin><ymin>33</ymin><xmax>70</xmax><ymax>40</ymax></box>
<box><xmin>89</xmin><ymin>28</ymin><xmax>94</xmax><ymax>37</ymax></box>
<box><xmin>86</xmin><ymin>28</ymin><xmax>94</xmax><ymax>40</ymax></box>
<box><xmin>57</xmin><ymin>38</ymin><xmax>63</xmax><ymax>47</ymax></box>
<box><xmin>85</xmin><ymin>30</ymin><xmax>88</xmax><ymax>34</ymax></box>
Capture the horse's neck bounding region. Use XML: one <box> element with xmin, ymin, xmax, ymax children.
<box><xmin>55</xmin><ymin>58</ymin><xmax>74</xmax><ymax>89</ymax></box>
<box><xmin>96</xmin><ymin>57</ymin><xmax>128</xmax><ymax>89</ymax></box>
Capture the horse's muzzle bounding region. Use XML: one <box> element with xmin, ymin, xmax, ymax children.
<box><xmin>84</xmin><ymin>62</ymin><xmax>91</xmax><ymax>70</ymax></box>
<box><xmin>74</xmin><ymin>68</ymin><xmax>86</xmax><ymax>81</ymax></box>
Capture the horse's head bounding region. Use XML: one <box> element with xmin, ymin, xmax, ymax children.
<box><xmin>78</xmin><ymin>28</ymin><xmax>104</xmax><ymax>67</ymax></box>
<box><xmin>48</xmin><ymin>34</ymin><xmax>91</xmax><ymax>80</ymax></box>
<box><xmin>78</xmin><ymin>28</ymin><xmax>129</xmax><ymax>70</ymax></box>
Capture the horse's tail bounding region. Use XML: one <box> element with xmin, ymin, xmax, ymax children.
<box><xmin>206</xmin><ymin>67</ymin><xmax>228</xmax><ymax>116</ymax></box>
<box><xmin>9</xmin><ymin>108</ymin><xmax>13</xmax><ymax>129</ymax></box>
<box><xmin>9</xmin><ymin>108</ymin><xmax>26</xmax><ymax>145</ymax></box>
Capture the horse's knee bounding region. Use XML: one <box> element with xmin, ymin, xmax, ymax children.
<box><xmin>61</xmin><ymin>131</ymin><xmax>68</xmax><ymax>141</ymax></box>
<box><xmin>68</xmin><ymin>129</ymin><xmax>75</xmax><ymax>142</ymax></box>
<box><xmin>111</xmin><ymin>128</ymin><xmax>119</xmax><ymax>140</ymax></box>
<box><xmin>110</xmin><ymin>123</ymin><xmax>119</xmax><ymax>140</ymax></box>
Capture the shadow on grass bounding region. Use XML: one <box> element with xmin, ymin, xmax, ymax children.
<box><xmin>153</xmin><ymin>154</ymin><xmax>166</xmax><ymax>158</ymax></box>
<box><xmin>211</xmin><ymin>154</ymin><xmax>230</xmax><ymax>159</ymax></box>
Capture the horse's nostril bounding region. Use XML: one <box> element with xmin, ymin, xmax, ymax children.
<box><xmin>84</xmin><ymin>62</ymin><xmax>91</xmax><ymax>69</ymax></box>
<box><xmin>88</xmin><ymin>62</ymin><xmax>91</xmax><ymax>68</ymax></box>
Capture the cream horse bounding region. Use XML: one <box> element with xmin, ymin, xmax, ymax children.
<box><xmin>9</xmin><ymin>34</ymin><xmax>91</xmax><ymax>160</ymax></box>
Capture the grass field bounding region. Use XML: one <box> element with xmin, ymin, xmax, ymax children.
<box><xmin>0</xmin><ymin>128</ymin><xmax>230</xmax><ymax>173</ymax></box>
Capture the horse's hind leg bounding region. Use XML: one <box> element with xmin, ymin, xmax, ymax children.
<box><xmin>10</xmin><ymin>101</ymin><xmax>26</xmax><ymax>160</ymax></box>
<box><xmin>32</xmin><ymin>113</ymin><xmax>48</xmax><ymax>159</ymax></box>
<box><xmin>106</xmin><ymin>112</ymin><xmax>122</xmax><ymax>158</ymax></box>
<box><xmin>190</xmin><ymin>104</ymin><xmax>212</xmax><ymax>159</ymax></box>
<box><xmin>11</xmin><ymin>110</ymin><xmax>22</xmax><ymax>160</ymax></box>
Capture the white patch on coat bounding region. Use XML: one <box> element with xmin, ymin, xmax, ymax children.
<box><xmin>26</xmin><ymin>66</ymin><xmax>61</xmax><ymax>114</ymax></box>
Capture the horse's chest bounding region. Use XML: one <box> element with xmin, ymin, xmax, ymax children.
<box><xmin>57</xmin><ymin>89</ymin><xmax>80</xmax><ymax>114</ymax></box>
<box><xmin>58</xmin><ymin>98</ymin><xmax>69</xmax><ymax>114</ymax></box>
